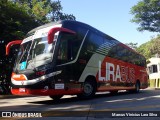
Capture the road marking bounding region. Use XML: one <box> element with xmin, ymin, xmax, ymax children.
<box><xmin>98</xmin><ymin>104</ymin><xmax>160</xmax><ymax>111</ymax></box>
<box><xmin>93</xmin><ymin>95</ymin><xmax>160</xmax><ymax>105</ymax></box>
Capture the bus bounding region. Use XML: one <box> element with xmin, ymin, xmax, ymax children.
<box><xmin>6</xmin><ymin>20</ymin><xmax>148</xmax><ymax>100</ymax></box>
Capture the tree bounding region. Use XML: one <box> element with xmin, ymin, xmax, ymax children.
<box><xmin>136</xmin><ymin>35</ymin><xmax>160</xmax><ymax>59</ymax></box>
<box><xmin>13</xmin><ymin>0</ymin><xmax>75</xmax><ymax>25</ymax></box>
<box><xmin>0</xmin><ymin>0</ymin><xmax>38</xmax><ymax>42</ymax></box>
<box><xmin>126</xmin><ymin>42</ymin><xmax>138</xmax><ymax>50</ymax></box>
<box><xmin>130</xmin><ymin>0</ymin><xmax>160</xmax><ymax>32</ymax></box>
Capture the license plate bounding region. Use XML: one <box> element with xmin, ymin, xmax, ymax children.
<box><xmin>19</xmin><ymin>88</ymin><xmax>26</xmax><ymax>93</ymax></box>
<box><xmin>55</xmin><ymin>84</ymin><xmax>64</xmax><ymax>89</ymax></box>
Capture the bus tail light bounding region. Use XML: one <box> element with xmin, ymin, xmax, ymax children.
<box><xmin>6</xmin><ymin>40</ymin><xmax>22</xmax><ymax>55</ymax></box>
<box><xmin>48</xmin><ymin>27</ymin><xmax>76</xmax><ymax>44</ymax></box>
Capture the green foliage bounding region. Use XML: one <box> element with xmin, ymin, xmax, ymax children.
<box><xmin>0</xmin><ymin>0</ymin><xmax>38</xmax><ymax>41</ymax></box>
<box><xmin>13</xmin><ymin>0</ymin><xmax>75</xmax><ymax>24</ymax></box>
<box><xmin>126</xmin><ymin>42</ymin><xmax>138</xmax><ymax>50</ymax></box>
<box><xmin>136</xmin><ymin>35</ymin><xmax>160</xmax><ymax>59</ymax></box>
<box><xmin>131</xmin><ymin>0</ymin><xmax>160</xmax><ymax>32</ymax></box>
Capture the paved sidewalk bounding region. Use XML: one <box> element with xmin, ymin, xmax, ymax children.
<box><xmin>0</xmin><ymin>95</ymin><xmax>35</xmax><ymax>99</ymax></box>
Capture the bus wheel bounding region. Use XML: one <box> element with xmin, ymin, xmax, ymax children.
<box><xmin>77</xmin><ymin>80</ymin><xmax>96</xmax><ymax>99</ymax></box>
<box><xmin>49</xmin><ymin>95</ymin><xmax>63</xmax><ymax>101</ymax></box>
<box><xmin>135</xmin><ymin>81</ymin><xmax>140</xmax><ymax>93</ymax></box>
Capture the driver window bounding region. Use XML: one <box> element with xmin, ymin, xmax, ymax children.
<box><xmin>58</xmin><ymin>40</ymin><xmax>68</xmax><ymax>61</ymax></box>
<box><xmin>57</xmin><ymin>33</ymin><xmax>81</xmax><ymax>65</ymax></box>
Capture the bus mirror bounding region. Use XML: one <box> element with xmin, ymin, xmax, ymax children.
<box><xmin>6</xmin><ymin>40</ymin><xmax>22</xmax><ymax>55</ymax></box>
<box><xmin>48</xmin><ymin>27</ymin><xmax>76</xmax><ymax>44</ymax></box>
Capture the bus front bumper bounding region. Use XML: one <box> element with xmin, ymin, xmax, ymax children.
<box><xmin>11</xmin><ymin>88</ymin><xmax>82</xmax><ymax>96</ymax></box>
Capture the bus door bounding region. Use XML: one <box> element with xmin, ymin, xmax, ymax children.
<box><xmin>55</xmin><ymin>32</ymin><xmax>81</xmax><ymax>85</ymax></box>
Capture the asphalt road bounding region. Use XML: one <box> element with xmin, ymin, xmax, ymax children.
<box><xmin>0</xmin><ymin>88</ymin><xmax>160</xmax><ymax>120</ymax></box>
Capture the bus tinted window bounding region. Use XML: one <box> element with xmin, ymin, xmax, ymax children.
<box><xmin>57</xmin><ymin>24</ymin><xmax>88</xmax><ymax>65</ymax></box>
<box><xmin>86</xmin><ymin>31</ymin><xmax>104</xmax><ymax>53</ymax></box>
<box><xmin>108</xmin><ymin>45</ymin><xmax>127</xmax><ymax>60</ymax></box>
<box><xmin>108</xmin><ymin>45</ymin><xmax>146</xmax><ymax>67</ymax></box>
<box><xmin>57</xmin><ymin>33</ymin><xmax>81</xmax><ymax>64</ymax></box>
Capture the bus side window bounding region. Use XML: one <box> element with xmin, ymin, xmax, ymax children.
<box><xmin>108</xmin><ymin>45</ymin><xmax>117</xmax><ymax>58</ymax></box>
<box><xmin>86</xmin><ymin>32</ymin><xmax>104</xmax><ymax>53</ymax></box>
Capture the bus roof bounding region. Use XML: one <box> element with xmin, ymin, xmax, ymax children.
<box><xmin>27</xmin><ymin>20</ymin><xmax>116</xmax><ymax>40</ymax></box>
<box><xmin>26</xmin><ymin>20</ymin><xmax>144</xmax><ymax>58</ymax></box>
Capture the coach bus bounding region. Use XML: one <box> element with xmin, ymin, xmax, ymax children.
<box><xmin>6</xmin><ymin>20</ymin><xmax>148</xmax><ymax>100</ymax></box>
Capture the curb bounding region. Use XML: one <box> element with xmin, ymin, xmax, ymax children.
<box><xmin>155</xmin><ymin>88</ymin><xmax>160</xmax><ymax>90</ymax></box>
<box><xmin>146</xmin><ymin>87</ymin><xmax>160</xmax><ymax>90</ymax></box>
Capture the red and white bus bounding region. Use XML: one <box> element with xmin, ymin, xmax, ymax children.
<box><xmin>6</xmin><ymin>20</ymin><xmax>148</xmax><ymax>100</ymax></box>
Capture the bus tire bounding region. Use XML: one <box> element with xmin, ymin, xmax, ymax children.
<box><xmin>134</xmin><ymin>81</ymin><xmax>140</xmax><ymax>93</ymax></box>
<box><xmin>128</xmin><ymin>81</ymin><xmax>140</xmax><ymax>93</ymax></box>
<box><xmin>49</xmin><ymin>95</ymin><xmax>63</xmax><ymax>101</ymax></box>
<box><xmin>77</xmin><ymin>80</ymin><xmax>96</xmax><ymax>99</ymax></box>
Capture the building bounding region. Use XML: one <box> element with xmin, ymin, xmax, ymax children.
<box><xmin>147</xmin><ymin>57</ymin><xmax>160</xmax><ymax>88</ymax></box>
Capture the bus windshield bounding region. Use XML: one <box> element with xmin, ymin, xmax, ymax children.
<box><xmin>15</xmin><ymin>36</ymin><xmax>54</xmax><ymax>71</ymax></box>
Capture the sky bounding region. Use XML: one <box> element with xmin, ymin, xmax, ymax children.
<box><xmin>60</xmin><ymin>0</ymin><xmax>158</xmax><ymax>46</ymax></box>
